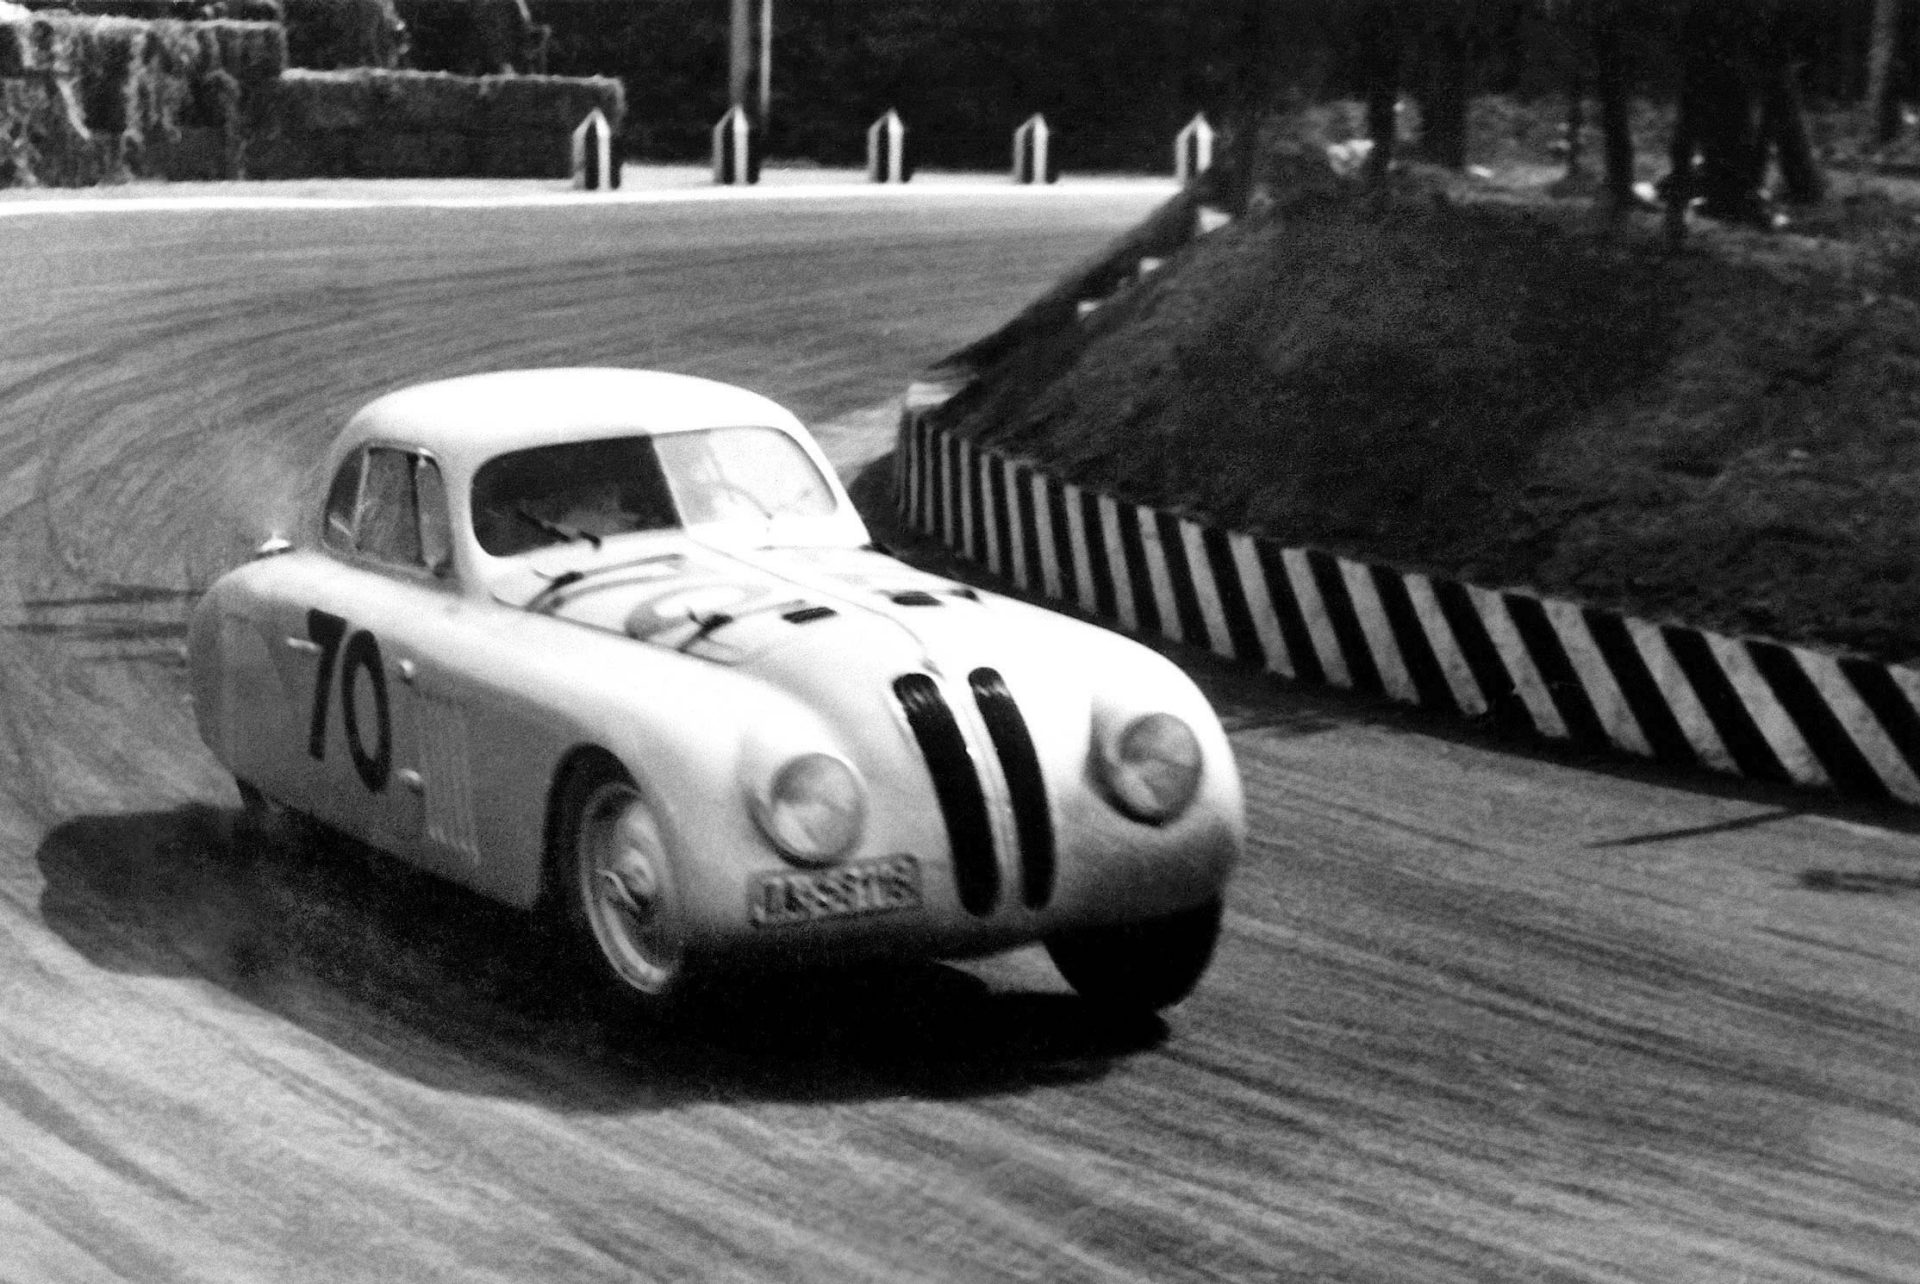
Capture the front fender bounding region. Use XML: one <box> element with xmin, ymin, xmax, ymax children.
<box><xmin>436</xmin><ymin>609</ymin><xmax>853</xmax><ymax>928</ymax></box>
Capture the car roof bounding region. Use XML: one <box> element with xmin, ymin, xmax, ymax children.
<box><xmin>339</xmin><ymin>368</ymin><xmax>807</xmax><ymax>465</ymax></box>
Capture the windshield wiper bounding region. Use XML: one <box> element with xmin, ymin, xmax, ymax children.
<box><xmin>512</xmin><ymin>504</ymin><xmax>601</xmax><ymax>551</ymax></box>
<box><xmin>679</xmin><ymin>609</ymin><xmax>735</xmax><ymax>651</ymax></box>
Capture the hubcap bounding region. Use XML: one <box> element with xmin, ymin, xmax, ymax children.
<box><xmin>577</xmin><ymin>781</ymin><xmax>683</xmax><ymax>995</ymax></box>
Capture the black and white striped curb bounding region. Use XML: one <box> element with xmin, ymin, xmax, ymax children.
<box><xmin>897</xmin><ymin>382</ymin><xmax>1920</xmax><ymax>808</ymax></box>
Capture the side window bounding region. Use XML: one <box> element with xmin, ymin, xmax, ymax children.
<box><xmin>322</xmin><ymin>446</ymin><xmax>452</xmax><ymax>577</ymax></box>
<box><xmin>416</xmin><ymin>456</ymin><xmax>452</xmax><ymax>574</ymax></box>
<box><xmin>322</xmin><ymin>449</ymin><xmax>365</xmax><ymax>552</ymax></box>
<box><xmin>357</xmin><ymin>447</ymin><xmax>422</xmax><ymax>566</ymax></box>
<box><xmin>360</xmin><ymin>449</ymin><xmax>424</xmax><ymax>564</ymax></box>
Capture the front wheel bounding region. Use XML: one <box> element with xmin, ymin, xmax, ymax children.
<box><xmin>549</xmin><ymin>757</ymin><xmax>691</xmax><ymax>1016</ymax></box>
<box><xmin>1045</xmin><ymin>897</ymin><xmax>1224</xmax><ymax>1012</ymax></box>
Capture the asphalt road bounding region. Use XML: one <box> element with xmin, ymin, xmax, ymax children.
<box><xmin>2</xmin><ymin>180</ymin><xmax>1919</xmax><ymax>1284</ymax></box>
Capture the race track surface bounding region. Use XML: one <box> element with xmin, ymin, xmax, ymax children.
<box><xmin>2</xmin><ymin>181</ymin><xmax>1919</xmax><ymax>1284</ymax></box>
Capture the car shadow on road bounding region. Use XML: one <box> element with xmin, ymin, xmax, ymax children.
<box><xmin>36</xmin><ymin>804</ymin><xmax>1164</xmax><ymax>1112</ymax></box>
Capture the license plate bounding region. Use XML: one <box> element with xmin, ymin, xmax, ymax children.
<box><xmin>749</xmin><ymin>854</ymin><xmax>922</xmax><ymax>929</ymax></box>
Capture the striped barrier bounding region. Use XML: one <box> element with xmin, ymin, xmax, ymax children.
<box><xmin>897</xmin><ymin>382</ymin><xmax>1920</xmax><ymax>809</ymax></box>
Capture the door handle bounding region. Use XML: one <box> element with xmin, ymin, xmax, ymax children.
<box><xmin>284</xmin><ymin>637</ymin><xmax>321</xmax><ymax>654</ymax></box>
<box><xmin>394</xmin><ymin>659</ymin><xmax>418</xmax><ymax>684</ymax></box>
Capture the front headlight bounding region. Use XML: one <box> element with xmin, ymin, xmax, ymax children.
<box><xmin>755</xmin><ymin>753</ymin><xmax>867</xmax><ymax>864</ymax></box>
<box><xmin>1099</xmin><ymin>712</ymin><xmax>1203</xmax><ymax>824</ymax></box>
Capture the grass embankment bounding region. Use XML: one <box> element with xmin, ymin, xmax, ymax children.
<box><xmin>944</xmin><ymin>175</ymin><xmax>1920</xmax><ymax>664</ymax></box>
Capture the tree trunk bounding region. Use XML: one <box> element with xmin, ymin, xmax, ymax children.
<box><xmin>1592</xmin><ymin>3</ymin><xmax>1637</xmax><ymax>206</ymax></box>
<box><xmin>1358</xmin><ymin>0</ymin><xmax>1403</xmax><ymax>184</ymax></box>
<box><xmin>1560</xmin><ymin>72</ymin><xmax>1589</xmax><ymax>186</ymax></box>
<box><xmin>1669</xmin><ymin>0</ymin><xmax>1770</xmax><ymax>230</ymax></box>
<box><xmin>1765</xmin><ymin>59</ymin><xmax>1826</xmax><ymax>203</ymax></box>
<box><xmin>1866</xmin><ymin>0</ymin><xmax>1900</xmax><ymax>146</ymax></box>
<box><xmin>1416</xmin><ymin>13</ymin><xmax>1471</xmax><ymax>170</ymax></box>
<box><xmin>1217</xmin><ymin>0</ymin><xmax>1281</xmax><ymax>214</ymax></box>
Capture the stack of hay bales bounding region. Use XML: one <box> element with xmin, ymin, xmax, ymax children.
<box><xmin>11</xmin><ymin>2</ymin><xmax>282</xmax><ymax>17</ymax></box>
<box><xmin>0</xmin><ymin>10</ymin><xmax>284</xmax><ymax>184</ymax></box>
<box><xmin>0</xmin><ymin>0</ymin><xmax>620</xmax><ymax>185</ymax></box>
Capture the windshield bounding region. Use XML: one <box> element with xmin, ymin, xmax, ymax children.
<box><xmin>470</xmin><ymin>427</ymin><xmax>835</xmax><ymax>557</ymax></box>
<box><xmin>472</xmin><ymin>436</ymin><xmax>677</xmax><ymax>556</ymax></box>
<box><xmin>655</xmin><ymin>426</ymin><xmax>836</xmax><ymax>526</ymax></box>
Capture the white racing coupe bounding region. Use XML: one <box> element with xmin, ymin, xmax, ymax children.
<box><xmin>189</xmin><ymin>369</ymin><xmax>1242</xmax><ymax>1015</ymax></box>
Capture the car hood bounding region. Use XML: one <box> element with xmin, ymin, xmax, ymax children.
<box><xmin>499</xmin><ymin>542</ymin><xmax>1001</xmax><ymax>675</ymax></box>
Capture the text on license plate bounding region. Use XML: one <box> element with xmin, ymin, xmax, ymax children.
<box><xmin>749</xmin><ymin>854</ymin><xmax>922</xmax><ymax>929</ymax></box>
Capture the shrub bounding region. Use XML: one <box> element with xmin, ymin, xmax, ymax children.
<box><xmin>281</xmin><ymin>0</ymin><xmax>403</xmax><ymax>71</ymax></box>
<box><xmin>398</xmin><ymin>0</ymin><xmax>545</xmax><ymax>76</ymax></box>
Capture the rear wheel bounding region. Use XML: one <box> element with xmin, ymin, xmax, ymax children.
<box><xmin>1045</xmin><ymin>897</ymin><xmax>1224</xmax><ymax>1012</ymax></box>
<box><xmin>549</xmin><ymin>756</ymin><xmax>690</xmax><ymax>1015</ymax></box>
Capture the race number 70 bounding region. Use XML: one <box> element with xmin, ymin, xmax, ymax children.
<box><xmin>305</xmin><ymin>609</ymin><xmax>393</xmax><ymax>793</ymax></box>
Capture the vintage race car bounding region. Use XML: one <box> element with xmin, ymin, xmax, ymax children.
<box><xmin>188</xmin><ymin>369</ymin><xmax>1242</xmax><ymax>1015</ymax></box>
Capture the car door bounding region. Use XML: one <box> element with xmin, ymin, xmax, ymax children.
<box><xmin>268</xmin><ymin>443</ymin><xmax>457</xmax><ymax>868</ymax></box>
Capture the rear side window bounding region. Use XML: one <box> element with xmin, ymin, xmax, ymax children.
<box><xmin>322</xmin><ymin>450</ymin><xmax>364</xmax><ymax>552</ymax></box>
<box><xmin>417</xmin><ymin>457</ymin><xmax>452</xmax><ymax>572</ymax></box>
<box><xmin>358</xmin><ymin>447</ymin><xmax>421</xmax><ymax>565</ymax></box>
<box><xmin>321</xmin><ymin>446</ymin><xmax>451</xmax><ymax>575</ymax></box>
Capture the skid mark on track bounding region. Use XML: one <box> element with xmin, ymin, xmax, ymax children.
<box><xmin>1801</xmin><ymin>869</ymin><xmax>1920</xmax><ymax>895</ymax></box>
<box><xmin>1588</xmin><ymin>808</ymin><xmax>1802</xmax><ymax>849</ymax></box>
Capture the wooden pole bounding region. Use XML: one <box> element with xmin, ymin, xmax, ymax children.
<box><xmin>729</xmin><ymin>0</ymin><xmax>751</xmax><ymax>110</ymax></box>
<box><xmin>758</xmin><ymin>0</ymin><xmax>773</xmax><ymax>126</ymax></box>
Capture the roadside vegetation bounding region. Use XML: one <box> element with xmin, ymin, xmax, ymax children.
<box><xmin>942</xmin><ymin>0</ymin><xmax>1920</xmax><ymax>664</ymax></box>
<box><xmin>945</xmin><ymin>152</ymin><xmax>1920</xmax><ymax>663</ymax></box>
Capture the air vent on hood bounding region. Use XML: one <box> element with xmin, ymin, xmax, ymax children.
<box><xmin>970</xmin><ymin>668</ymin><xmax>1054</xmax><ymax>910</ymax></box>
<box><xmin>782</xmin><ymin>605</ymin><xmax>838</xmax><ymax>625</ymax></box>
<box><xmin>893</xmin><ymin>673</ymin><xmax>999</xmax><ymax>916</ymax></box>
<box><xmin>889</xmin><ymin>591</ymin><xmax>943</xmax><ymax>607</ymax></box>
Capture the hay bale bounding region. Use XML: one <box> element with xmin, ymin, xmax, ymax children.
<box><xmin>347</xmin><ymin>125</ymin><xmax>466</xmax><ymax>176</ymax></box>
<box><xmin>472</xmin><ymin>125</ymin><xmax>564</xmax><ymax>178</ymax></box>
<box><xmin>240</xmin><ymin>124</ymin><xmax>343</xmax><ymax>177</ymax></box>
<box><xmin>0</xmin><ymin>74</ymin><xmax>119</xmax><ymax>185</ymax></box>
<box><xmin>0</xmin><ymin>15</ymin><xmax>77</xmax><ymax>76</ymax></box>
<box><xmin>261</xmin><ymin>67</ymin><xmax>371</xmax><ymax>132</ymax></box>
<box><xmin>139</xmin><ymin>119</ymin><xmax>225</xmax><ymax>176</ymax></box>
<box><xmin>246</xmin><ymin>68</ymin><xmax>616</xmax><ymax>178</ymax></box>
<box><xmin>262</xmin><ymin>68</ymin><xmax>482</xmax><ymax>134</ymax></box>
<box><xmin>206</xmin><ymin>18</ymin><xmax>285</xmax><ymax>81</ymax></box>
<box><xmin>15</xmin><ymin>2</ymin><xmax>281</xmax><ymax>17</ymax></box>
<box><xmin>366</xmin><ymin>67</ymin><xmax>477</xmax><ymax>130</ymax></box>
<box><xmin>0</xmin><ymin>12</ymin><xmax>275</xmax><ymax>183</ymax></box>
<box><xmin>476</xmin><ymin>72</ymin><xmax>619</xmax><ymax>134</ymax></box>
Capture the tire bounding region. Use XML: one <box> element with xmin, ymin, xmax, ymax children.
<box><xmin>547</xmin><ymin>755</ymin><xmax>691</xmax><ymax>1016</ymax></box>
<box><xmin>1045</xmin><ymin>897</ymin><xmax>1224</xmax><ymax>1013</ymax></box>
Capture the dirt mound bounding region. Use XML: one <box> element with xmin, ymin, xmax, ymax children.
<box><xmin>944</xmin><ymin>178</ymin><xmax>1920</xmax><ymax>663</ymax></box>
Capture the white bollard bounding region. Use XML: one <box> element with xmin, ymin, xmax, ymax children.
<box><xmin>1012</xmin><ymin>113</ymin><xmax>1055</xmax><ymax>184</ymax></box>
<box><xmin>571</xmin><ymin>108</ymin><xmax>618</xmax><ymax>191</ymax></box>
<box><xmin>712</xmin><ymin>105</ymin><xmax>758</xmax><ymax>185</ymax></box>
<box><xmin>1174</xmin><ymin>112</ymin><xmax>1214</xmax><ymax>184</ymax></box>
<box><xmin>866</xmin><ymin>109</ymin><xmax>909</xmax><ymax>183</ymax></box>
